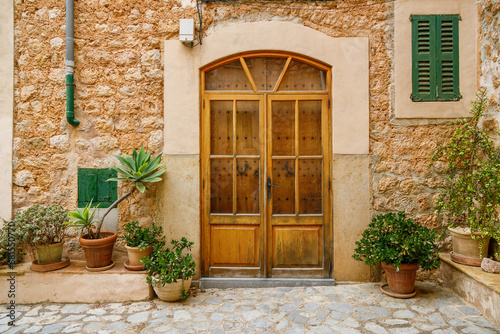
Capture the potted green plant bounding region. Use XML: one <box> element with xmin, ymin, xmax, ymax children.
<box><xmin>122</xmin><ymin>221</ymin><xmax>165</xmax><ymax>270</ymax></box>
<box><xmin>66</xmin><ymin>200</ymin><xmax>117</xmax><ymax>271</ymax></box>
<box><xmin>67</xmin><ymin>146</ymin><xmax>166</xmax><ymax>271</ymax></box>
<box><xmin>143</xmin><ymin>237</ymin><xmax>196</xmax><ymax>302</ymax></box>
<box><xmin>431</xmin><ymin>91</ymin><xmax>500</xmax><ymax>265</ymax></box>
<box><xmin>12</xmin><ymin>205</ymin><xmax>69</xmax><ymax>271</ymax></box>
<box><xmin>353</xmin><ymin>212</ymin><xmax>440</xmax><ymax>298</ymax></box>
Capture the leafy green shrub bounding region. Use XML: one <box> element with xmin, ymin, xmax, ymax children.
<box><xmin>143</xmin><ymin>237</ymin><xmax>196</xmax><ymax>299</ymax></box>
<box><xmin>13</xmin><ymin>205</ymin><xmax>68</xmax><ymax>258</ymax></box>
<box><xmin>122</xmin><ymin>221</ymin><xmax>165</xmax><ymax>250</ymax></box>
<box><xmin>0</xmin><ymin>220</ymin><xmax>24</xmax><ymax>264</ymax></box>
<box><xmin>353</xmin><ymin>212</ymin><xmax>440</xmax><ymax>271</ymax></box>
<box><xmin>431</xmin><ymin>91</ymin><xmax>500</xmax><ymax>255</ymax></box>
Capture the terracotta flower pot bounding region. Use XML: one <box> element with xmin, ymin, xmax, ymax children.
<box><xmin>35</xmin><ymin>240</ymin><xmax>64</xmax><ymax>265</ymax></box>
<box><xmin>79</xmin><ymin>232</ymin><xmax>117</xmax><ymax>269</ymax></box>
<box><xmin>382</xmin><ymin>262</ymin><xmax>418</xmax><ymax>295</ymax></box>
<box><xmin>152</xmin><ymin>277</ymin><xmax>192</xmax><ymax>302</ymax></box>
<box><xmin>448</xmin><ymin>227</ymin><xmax>490</xmax><ymax>266</ymax></box>
<box><xmin>125</xmin><ymin>244</ymin><xmax>152</xmax><ymax>268</ymax></box>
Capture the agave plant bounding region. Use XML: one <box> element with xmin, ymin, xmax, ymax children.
<box><xmin>66</xmin><ymin>200</ymin><xmax>99</xmax><ymax>239</ymax></box>
<box><xmin>94</xmin><ymin>146</ymin><xmax>166</xmax><ymax>238</ymax></box>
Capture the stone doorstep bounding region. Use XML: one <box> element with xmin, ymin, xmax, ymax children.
<box><xmin>0</xmin><ymin>256</ymin><xmax>155</xmax><ymax>304</ymax></box>
<box><xmin>439</xmin><ymin>252</ymin><xmax>500</xmax><ymax>328</ymax></box>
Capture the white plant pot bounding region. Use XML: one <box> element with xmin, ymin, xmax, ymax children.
<box><xmin>151</xmin><ymin>277</ymin><xmax>192</xmax><ymax>302</ymax></box>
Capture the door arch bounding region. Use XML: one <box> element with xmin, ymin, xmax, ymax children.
<box><xmin>200</xmin><ymin>52</ymin><xmax>332</xmax><ymax>278</ymax></box>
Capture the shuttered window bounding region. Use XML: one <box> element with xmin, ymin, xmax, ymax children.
<box><xmin>411</xmin><ymin>15</ymin><xmax>461</xmax><ymax>102</ymax></box>
<box><xmin>78</xmin><ymin>168</ymin><xmax>117</xmax><ymax>208</ymax></box>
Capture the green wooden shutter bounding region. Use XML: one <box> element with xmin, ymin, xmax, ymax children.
<box><xmin>436</xmin><ymin>15</ymin><xmax>461</xmax><ymax>101</ymax></box>
<box><xmin>96</xmin><ymin>169</ymin><xmax>117</xmax><ymax>207</ymax></box>
<box><xmin>78</xmin><ymin>169</ymin><xmax>97</xmax><ymax>207</ymax></box>
<box><xmin>411</xmin><ymin>15</ymin><xmax>461</xmax><ymax>102</ymax></box>
<box><xmin>412</xmin><ymin>15</ymin><xmax>436</xmax><ymax>101</ymax></box>
<box><xmin>78</xmin><ymin>168</ymin><xmax>117</xmax><ymax>208</ymax></box>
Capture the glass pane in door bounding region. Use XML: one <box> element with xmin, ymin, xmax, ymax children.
<box><xmin>210</xmin><ymin>101</ymin><xmax>233</xmax><ymax>155</ymax></box>
<box><xmin>272</xmin><ymin>159</ymin><xmax>295</xmax><ymax>214</ymax></box>
<box><xmin>205</xmin><ymin>60</ymin><xmax>253</xmax><ymax>91</ymax></box>
<box><xmin>210</xmin><ymin>159</ymin><xmax>233</xmax><ymax>213</ymax></box>
<box><xmin>247</xmin><ymin>57</ymin><xmax>288</xmax><ymax>91</ymax></box>
<box><xmin>299</xmin><ymin>100</ymin><xmax>322</xmax><ymax>156</ymax></box>
<box><xmin>236</xmin><ymin>158</ymin><xmax>260</xmax><ymax>214</ymax></box>
<box><xmin>272</xmin><ymin>101</ymin><xmax>295</xmax><ymax>156</ymax></box>
<box><xmin>236</xmin><ymin>101</ymin><xmax>260</xmax><ymax>155</ymax></box>
<box><xmin>298</xmin><ymin>159</ymin><xmax>322</xmax><ymax>214</ymax></box>
<box><xmin>278</xmin><ymin>60</ymin><xmax>327</xmax><ymax>91</ymax></box>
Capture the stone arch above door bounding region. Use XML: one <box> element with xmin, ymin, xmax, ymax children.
<box><xmin>164</xmin><ymin>21</ymin><xmax>369</xmax><ymax>155</ymax></box>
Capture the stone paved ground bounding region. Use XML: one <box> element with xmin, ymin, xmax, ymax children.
<box><xmin>1</xmin><ymin>283</ymin><xmax>499</xmax><ymax>334</ymax></box>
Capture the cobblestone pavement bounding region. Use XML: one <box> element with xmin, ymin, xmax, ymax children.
<box><xmin>1</xmin><ymin>283</ymin><xmax>499</xmax><ymax>334</ymax></box>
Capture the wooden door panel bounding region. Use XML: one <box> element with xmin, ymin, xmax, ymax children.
<box><xmin>210</xmin><ymin>101</ymin><xmax>233</xmax><ymax>155</ymax></box>
<box><xmin>210</xmin><ymin>158</ymin><xmax>233</xmax><ymax>214</ymax></box>
<box><xmin>298</xmin><ymin>100</ymin><xmax>322</xmax><ymax>155</ymax></box>
<box><xmin>272</xmin><ymin>226</ymin><xmax>323</xmax><ymax>267</ymax></box>
<box><xmin>236</xmin><ymin>158</ymin><xmax>260</xmax><ymax>214</ymax></box>
<box><xmin>271</xmin><ymin>159</ymin><xmax>295</xmax><ymax>215</ymax></box>
<box><xmin>298</xmin><ymin>159</ymin><xmax>322</xmax><ymax>214</ymax></box>
<box><xmin>271</xmin><ymin>101</ymin><xmax>295</xmax><ymax>156</ymax></box>
<box><xmin>210</xmin><ymin>225</ymin><xmax>260</xmax><ymax>267</ymax></box>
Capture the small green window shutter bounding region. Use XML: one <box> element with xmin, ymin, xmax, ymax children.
<box><xmin>78</xmin><ymin>169</ymin><xmax>97</xmax><ymax>207</ymax></box>
<box><xmin>411</xmin><ymin>15</ymin><xmax>461</xmax><ymax>102</ymax></box>
<box><xmin>412</xmin><ymin>16</ymin><xmax>436</xmax><ymax>101</ymax></box>
<box><xmin>96</xmin><ymin>169</ymin><xmax>117</xmax><ymax>207</ymax></box>
<box><xmin>436</xmin><ymin>15</ymin><xmax>460</xmax><ymax>101</ymax></box>
<box><xmin>78</xmin><ymin>168</ymin><xmax>117</xmax><ymax>208</ymax></box>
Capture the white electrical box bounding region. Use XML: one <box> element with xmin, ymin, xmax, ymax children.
<box><xmin>179</xmin><ymin>19</ymin><xmax>195</xmax><ymax>42</ymax></box>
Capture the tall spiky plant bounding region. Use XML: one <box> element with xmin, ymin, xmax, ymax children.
<box><xmin>95</xmin><ymin>147</ymin><xmax>166</xmax><ymax>238</ymax></box>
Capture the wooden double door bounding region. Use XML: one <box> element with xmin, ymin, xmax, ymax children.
<box><xmin>201</xmin><ymin>93</ymin><xmax>332</xmax><ymax>278</ymax></box>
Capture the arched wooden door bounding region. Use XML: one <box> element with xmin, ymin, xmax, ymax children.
<box><xmin>201</xmin><ymin>53</ymin><xmax>332</xmax><ymax>278</ymax></box>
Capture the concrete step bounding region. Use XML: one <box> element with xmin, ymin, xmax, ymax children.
<box><xmin>439</xmin><ymin>253</ymin><xmax>500</xmax><ymax>328</ymax></box>
<box><xmin>0</xmin><ymin>256</ymin><xmax>153</xmax><ymax>304</ymax></box>
<box><xmin>199</xmin><ymin>277</ymin><xmax>335</xmax><ymax>289</ymax></box>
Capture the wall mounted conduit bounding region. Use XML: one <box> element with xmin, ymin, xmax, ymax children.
<box><xmin>65</xmin><ymin>0</ymin><xmax>79</xmax><ymax>127</ymax></box>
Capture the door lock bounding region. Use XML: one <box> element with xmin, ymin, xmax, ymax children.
<box><xmin>267</xmin><ymin>177</ymin><xmax>279</xmax><ymax>200</ymax></box>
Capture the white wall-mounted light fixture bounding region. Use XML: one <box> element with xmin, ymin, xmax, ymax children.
<box><xmin>179</xmin><ymin>19</ymin><xmax>195</xmax><ymax>44</ymax></box>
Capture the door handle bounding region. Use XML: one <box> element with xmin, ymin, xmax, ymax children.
<box><xmin>267</xmin><ymin>177</ymin><xmax>279</xmax><ymax>200</ymax></box>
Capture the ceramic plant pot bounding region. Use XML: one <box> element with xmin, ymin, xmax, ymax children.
<box><xmin>152</xmin><ymin>277</ymin><xmax>192</xmax><ymax>302</ymax></box>
<box><xmin>125</xmin><ymin>244</ymin><xmax>152</xmax><ymax>269</ymax></box>
<box><xmin>35</xmin><ymin>240</ymin><xmax>64</xmax><ymax>265</ymax></box>
<box><xmin>448</xmin><ymin>227</ymin><xmax>490</xmax><ymax>266</ymax></box>
<box><xmin>382</xmin><ymin>262</ymin><xmax>419</xmax><ymax>295</ymax></box>
<box><xmin>79</xmin><ymin>232</ymin><xmax>117</xmax><ymax>270</ymax></box>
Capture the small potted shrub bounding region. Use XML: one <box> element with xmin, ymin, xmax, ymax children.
<box><xmin>431</xmin><ymin>91</ymin><xmax>500</xmax><ymax>265</ymax></box>
<box><xmin>143</xmin><ymin>237</ymin><xmax>196</xmax><ymax>302</ymax></box>
<box><xmin>13</xmin><ymin>205</ymin><xmax>69</xmax><ymax>271</ymax></box>
<box><xmin>353</xmin><ymin>212</ymin><xmax>440</xmax><ymax>298</ymax></box>
<box><xmin>122</xmin><ymin>221</ymin><xmax>165</xmax><ymax>270</ymax></box>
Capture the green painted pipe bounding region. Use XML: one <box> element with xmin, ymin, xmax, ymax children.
<box><xmin>66</xmin><ymin>73</ymin><xmax>79</xmax><ymax>127</ymax></box>
<box><xmin>66</xmin><ymin>0</ymin><xmax>79</xmax><ymax>127</ymax></box>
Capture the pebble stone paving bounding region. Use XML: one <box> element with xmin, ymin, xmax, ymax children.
<box><xmin>1</xmin><ymin>283</ymin><xmax>499</xmax><ymax>334</ymax></box>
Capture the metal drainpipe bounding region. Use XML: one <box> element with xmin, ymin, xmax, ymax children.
<box><xmin>65</xmin><ymin>0</ymin><xmax>79</xmax><ymax>126</ymax></box>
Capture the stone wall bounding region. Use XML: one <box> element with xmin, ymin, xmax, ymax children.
<box><xmin>13</xmin><ymin>0</ymin><xmax>196</xmax><ymax>250</ymax></box>
<box><xmin>12</xmin><ymin>0</ymin><xmax>493</xmax><ymax>265</ymax></box>
<box><xmin>479</xmin><ymin>0</ymin><xmax>500</xmax><ymax>115</ymax></box>
<box><xmin>479</xmin><ymin>0</ymin><xmax>500</xmax><ymax>257</ymax></box>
